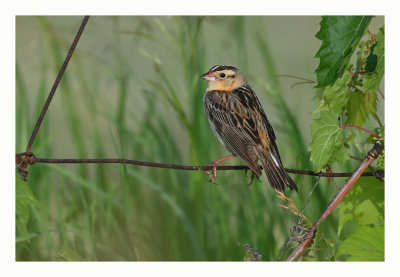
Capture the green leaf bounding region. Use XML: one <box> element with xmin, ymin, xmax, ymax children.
<box><xmin>16</xmin><ymin>175</ymin><xmax>39</xmax><ymax>240</ymax></box>
<box><xmin>315</xmin><ymin>16</ymin><xmax>373</xmax><ymax>87</ymax></box>
<box><xmin>337</xmin><ymin>225</ymin><xmax>384</xmax><ymax>261</ymax></box>
<box><xmin>338</xmin><ymin>177</ymin><xmax>384</xmax><ymax>233</ymax></box>
<box><xmin>337</xmin><ymin>175</ymin><xmax>385</xmax><ymax>261</ymax></box>
<box><xmin>363</xmin><ymin>26</ymin><xmax>385</xmax><ymax>93</ymax></box>
<box><xmin>330</xmin><ymin>144</ymin><xmax>349</xmax><ymax>165</ymax></box>
<box><xmin>376</xmin><ymin>152</ymin><xmax>385</xmax><ymax>170</ymax></box>
<box><xmin>346</xmin><ymin>89</ymin><xmax>378</xmax><ymax>126</ymax></box>
<box><xmin>344</xmin><ymin>133</ymin><xmax>356</xmax><ymax>144</ymax></box>
<box><xmin>312</xmin><ymin>97</ymin><xmax>329</xmax><ymax>115</ymax></box>
<box><xmin>312</xmin><ymin>221</ymin><xmax>335</xmax><ymax>261</ymax></box>
<box><xmin>309</xmin><ymin>111</ymin><xmax>344</xmax><ymax>172</ymax></box>
<box><xmin>338</xmin><ymin>220</ymin><xmax>357</xmax><ymax>241</ymax></box>
<box><xmin>323</xmin><ymin>71</ymin><xmax>351</xmax><ymax>113</ymax></box>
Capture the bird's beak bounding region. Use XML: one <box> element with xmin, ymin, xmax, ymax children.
<box><xmin>201</xmin><ymin>72</ymin><xmax>216</xmax><ymax>81</ymax></box>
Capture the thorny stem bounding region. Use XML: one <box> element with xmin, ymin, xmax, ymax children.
<box><xmin>286</xmin><ymin>141</ymin><xmax>383</xmax><ymax>261</ymax></box>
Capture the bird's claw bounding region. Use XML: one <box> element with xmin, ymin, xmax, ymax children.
<box><xmin>205</xmin><ymin>162</ymin><xmax>218</xmax><ymax>184</ymax></box>
<box><xmin>247</xmin><ymin>172</ymin><xmax>261</xmax><ymax>187</ymax></box>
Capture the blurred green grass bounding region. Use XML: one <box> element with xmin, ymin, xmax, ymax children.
<box><xmin>15</xmin><ymin>16</ymin><xmax>384</xmax><ymax>261</ymax></box>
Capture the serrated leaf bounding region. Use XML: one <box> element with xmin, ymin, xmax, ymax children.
<box><xmin>346</xmin><ymin>90</ymin><xmax>378</xmax><ymax>126</ymax></box>
<box><xmin>338</xmin><ymin>178</ymin><xmax>384</xmax><ymax>233</ymax></box>
<box><xmin>364</xmin><ymin>26</ymin><xmax>385</xmax><ymax>93</ymax></box>
<box><xmin>337</xmin><ymin>225</ymin><xmax>384</xmax><ymax>261</ymax></box>
<box><xmin>309</xmin><ymin>111</ymin><xmax>344</xmax><ymax>172</ymax></box>
<box><xmin>323</xmin><ymin>71</ymin><xmax>351</xmax><ymax>113</ymax></box>
<box><xmin>315</xmin><ymin>16</ymin><xmax>373</xmax><ymax>87</ymax></box>
<box><xmin>16</xmin><ymin>174</ymin><xmax>39</xmax><ymax>240</ymax></box>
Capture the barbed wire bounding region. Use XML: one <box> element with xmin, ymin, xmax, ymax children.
<box><xmin>15</xmin><ymin>152</ymin><xmax>383</xmax><ymax>181</ymax></box>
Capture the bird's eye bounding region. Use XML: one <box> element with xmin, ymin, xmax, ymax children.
<box><xmin>219</xmin><ymin>73</ymin><xmax>226</xmax><ymax>78</ymax></box>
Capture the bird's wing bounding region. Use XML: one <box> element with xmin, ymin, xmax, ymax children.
<box><xmin>234</xmin><ymin>85</ymin><xmax>290</xmax><ymax>160</ymax></box>
<box><xmin>231</xmin><ymin>85</ymin><xmax>298</xmax><ymax>192</ymax></box>
<box><xmin>204</xmin><ymin>89</ymin><xmax>264</xmax><ymax>175</ymax></box>
<box><xmin>236</xmin><ymin>85</ymin><xmax>283</xmax><ymax>161</ymax></box>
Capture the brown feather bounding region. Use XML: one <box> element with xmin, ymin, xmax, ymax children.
<box><xmin>255</xmin><ymin>146</ymin><xmax>298</xmax><ymax>192</ymax></box>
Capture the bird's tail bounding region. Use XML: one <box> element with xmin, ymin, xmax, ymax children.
<box><xmin>256</xmin><ymin>150</ymin><xmax>298</xmax><ymax>192</ymax></box>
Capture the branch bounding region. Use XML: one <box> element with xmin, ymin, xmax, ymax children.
<box><xmin>15</xmin><ymin>152</ymin><xmax>383</xmax><ymax>178</ymax></box>
<box><xmin>286</xmin><ymin>141</ymin><xmax>383</xmax><ymax>261</ymax></box>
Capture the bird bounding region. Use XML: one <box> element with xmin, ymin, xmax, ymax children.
<box><xmin>201</xmin><ymin>65</ymin><xmax>298</xmax><ymax>192</ymax></box>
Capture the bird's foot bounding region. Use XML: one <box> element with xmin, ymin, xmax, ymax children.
<box><xmin>204</xmin><ymin>154</ymin><xmax>235</xmax><ymax>184</ymax></box>
<box><xmin>205</xmin><ymin>161</ymin><xmax>218</xmax><ymax>184</ymax></box>
<box><xmin>247</xmin><ymin>172</ymin><xmax>261</xmax><ymax>187</ymax></box>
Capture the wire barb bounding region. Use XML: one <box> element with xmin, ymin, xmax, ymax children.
<box><xmin>15</xmin><ymin>152</ymin><xmax>35</xmax><ymax>181</ymax></box>
<box><xmin>237</xmin><ymin>242</ymin><xmax>262</xmax><ymax>261</ymax></box>
<box><xmin>279</xmin><ymin>174</ymin><xmax>321</xmax><ymax>260</ymax></box>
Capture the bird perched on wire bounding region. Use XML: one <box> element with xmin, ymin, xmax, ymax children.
<box><xmin>201</xmin><ymin>65</ymin><xmax>298</xmax><ymax>192</ymax></box>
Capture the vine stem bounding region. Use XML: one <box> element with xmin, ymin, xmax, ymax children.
<box><xmin>340</xmin><ymin>124</ymin><xmax>378</xmax><ymax>137</ymax></box>
<box><xmin>286</xmin><ymin>141</ymin><xmax>383</xmax><ymax>261</ymax></box>
<box><xmin>275</xmin><ymin>74</ymin><xmax>317</xmax><ymax>83</ymax></box>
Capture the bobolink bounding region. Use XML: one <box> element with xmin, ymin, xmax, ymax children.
<box><xmin>201</xmin><ymin>65</ymin><xmax>298</xmax><ymax>192</ymax></box>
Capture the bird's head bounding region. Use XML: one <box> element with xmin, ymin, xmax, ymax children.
<box><xmin>201</xmin><ymin>65</ymin><xmax>246</xmax><ymax>91</ymax></box>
